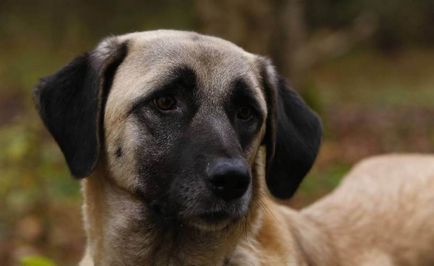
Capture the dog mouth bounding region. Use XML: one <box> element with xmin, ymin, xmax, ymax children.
<box><xmin>188</xmin><ymin>211</ymin><xmax>234</xmax><ymax>231</ymax></box>
<box><xmin>147</xmin><ymin>200</ymin><xmax>239</xmax><ymax>231</ymax></box>
<box><xmin>146</xmin><ymin>192</ymin><xmax>250</xmax><ymax>232</ymax></box>
<box><xmin>199</xmin><ymin>210</ymin><xmax>231</xmax><ymax>223</ymax></box>
<box><xmin>186</xmin><ymin>206</ymin><xmax>248</xmax><ymax>231</ymax></box>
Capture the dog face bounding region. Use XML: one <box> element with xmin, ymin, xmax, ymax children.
<box><xmin>33</xmin><ymin>30</ymin><xmax>322</xmax><ymax>232</ymax></box>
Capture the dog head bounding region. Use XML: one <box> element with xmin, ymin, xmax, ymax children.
<box><xmin>33</xmin><ymin>30</ymin><xmax>321</xmax><ymax>232</ymax></box>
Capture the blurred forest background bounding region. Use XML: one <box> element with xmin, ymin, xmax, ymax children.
<box><xmin>1</xmin><ymin>0</ymin><xmax>434</xmax><ymax>265</ymax></box>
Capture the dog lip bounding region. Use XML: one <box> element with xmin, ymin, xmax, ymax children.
<box><xmin>198</xmin><ymin>211</ymin><xmax>231</xmax><ymax>223</ymax></box>
<box><xmin>187</xmin><ymin>211</ymin><xmax>234</xmax><ymax>232</ymax></box>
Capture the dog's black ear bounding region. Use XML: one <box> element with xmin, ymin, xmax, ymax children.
<box><xmin>259</xmin><ymin>58</ymin><xmax>322</xmax><ymax>199</ymax></box>
<box><xmin>33</xmin><ymin>38</ymin><xmax>128</xmax><ymax>178</ymax></box>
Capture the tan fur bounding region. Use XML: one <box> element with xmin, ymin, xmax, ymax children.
<box><xmin>80</xmin><ymin>153</ymin><xmax>434</xmax><ymax>265</ymax></box>
<box><xmin>74</xmin><ymin>31</ymin><xmax>434</xmax><ymax>265</ymax></box>
<box><xmin>303</xmin><ymin>154</ymin><xmax>434</xmax><ymax>266</ymax></box>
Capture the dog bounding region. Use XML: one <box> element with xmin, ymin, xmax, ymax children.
<box><xmin>33</xmin><ymin>30</ymin><xmax>434</xmax><ymax>266</ymax></box>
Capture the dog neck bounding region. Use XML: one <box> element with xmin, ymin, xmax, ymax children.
<box><xmin>226</xmin><ymin>200</ymin><xmax>340</xmax><ymax>266</ymax></box>
<box><xmin>80</xmin><ymin>168</ymin><xmax>338</xmax><ymax>266</ymax></box>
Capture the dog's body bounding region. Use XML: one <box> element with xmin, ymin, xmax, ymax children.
<box><xmin>33</xmin><ymin>30</ymin><xmax>434</xmax><ymax>266</ymax></box>
<box><xmin>303</xmin><ymin>154</ymin><xmax>434</xmax><ymax>266</ymax></box>
<box><xmin>78</xmin><ymin>154</ymin><xmax>434</xmax><ymax>266</ymax></box>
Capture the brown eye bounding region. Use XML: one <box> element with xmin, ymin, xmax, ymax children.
<box><xmin>154</xmin><ymin>96</ymin><xmax>177</xmax><ymax>111</ymax></box>
<box><xmin>237</xmin><ymin>106</ymin><xmax>254</xmax><ymax>120</ymax></box>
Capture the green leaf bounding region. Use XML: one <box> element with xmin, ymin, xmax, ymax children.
<box><xmin>20</xmin><ymin>255</ymin><xmax>56</xmax><ymax>266</ymax></box>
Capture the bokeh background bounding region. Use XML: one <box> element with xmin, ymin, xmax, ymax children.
<box><xmin>1</xmin><ymin>0</ymin><xmax>433</xmax><ymax>265</ymax></box>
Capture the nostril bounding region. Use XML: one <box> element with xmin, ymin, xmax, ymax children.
<box><xmin>207</xmin><ymin>159</ymin><xmax>251</xmax><ymax>201</ymax></box>
<box><xmin>211</xmin><ymin>173</ymin><xmax>248</xmax><ymax>190</ymax></box>
<box><xmin>212</xmin><ymin>176</ymin><xmax>226</xmax><ymax>191</ymax></box>
<box><xmin>234</xmin><ymin>177</ymin><xmax>249</xmax><ymax>190</ymax></box>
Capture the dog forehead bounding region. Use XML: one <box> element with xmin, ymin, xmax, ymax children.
<box><xmin>118</xmin><ymin>30</ymin><xmax>251</xmax><ymax>58</ymax></box>
<box><xmin>105</xmin><ymin>30</ymin><xmax>264</xmax><ymax>120</ymax></box>
<box><xmin>122</xmin><ymin>30</ymin><xmax>257</xmax><ymax>83</ymax></box>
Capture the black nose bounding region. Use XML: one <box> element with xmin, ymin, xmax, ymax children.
<box><xmin>207</xmin><ymin>159</ymin><xmax>251</xmax><ymax>201</ymax></box>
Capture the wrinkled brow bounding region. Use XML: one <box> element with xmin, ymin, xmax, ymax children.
<box><xmin>229</xmin><ymin>78</ymin><xmax>266</xmax><ymax>114</ymax></box>
<box><xmin>130</xmin><ymin>65</ymin><xmax>197</xmax><ymax>111</ymax></box>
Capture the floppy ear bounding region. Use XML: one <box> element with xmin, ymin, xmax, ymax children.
<box><xmin>33</xmin><ymin>38</ymin><xmax>128</xmax><ymax>178</ymax></box>
<box><xmin>259</xmin><ymin>58</ymin><xmax>322</xmax><ymax>199</ymax></box>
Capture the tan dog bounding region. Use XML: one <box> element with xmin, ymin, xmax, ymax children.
<box><xmin>33</xmin><ymin>30</ymin><xmax>434</xmax><ymax>266</ymax></box>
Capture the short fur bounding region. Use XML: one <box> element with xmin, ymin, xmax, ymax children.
<box><xmin>33</xmin><ymin>30</ymin><xmax>434</xmax><ymax>266</ymax></box>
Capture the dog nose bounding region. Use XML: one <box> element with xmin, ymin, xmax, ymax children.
<box><xmin>207</xmin><ymin>159</ymin><xmax>251</xmax><ymax>201</ymax></box>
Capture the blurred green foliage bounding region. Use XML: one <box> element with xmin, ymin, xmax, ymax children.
<box><xmin>306</xmin><ymin>0</ymin><xmax>434</xmax><ymax>48</ymax></box>
<box><xmin>21</xmin><ymin>256</ymin><xmax>56</xmax><ymax>266</ymax></box>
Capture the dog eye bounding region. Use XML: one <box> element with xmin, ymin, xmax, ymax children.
<box><xmin>237</xmin><ymin>106</ymin><xmax>254</xmax><ymax>120</ymax></box>
<box><xmin>154</xmin><ymin>96</ymin><xmax>177</xmax><ymax>111</ymax></box>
